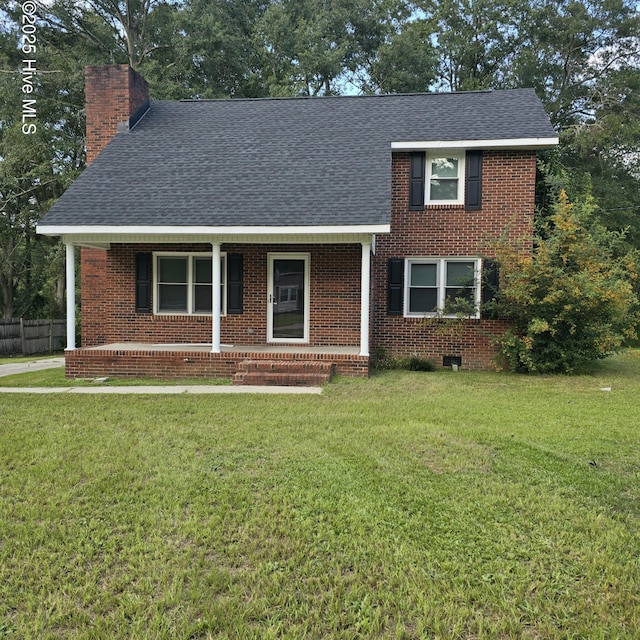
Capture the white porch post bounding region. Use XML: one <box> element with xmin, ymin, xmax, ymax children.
<box><xmin>65</xmin><ymin>242</ymin><xmax>76</xmax><ymax>351</ymax></box>
<box><xmin>360</xmin><ymin>240</ymin><xmax>371</xmax><ymax>357</ymax></box>
<box><xmin>211</xmin><ymin>242</ymin><xmax>221</xmax><ymax>353</ymax></box>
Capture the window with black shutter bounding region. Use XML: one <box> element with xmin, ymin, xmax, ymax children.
<box><xmin>388</xmin><ymin>258</ymin><xmax>404</xmax><ymax>315</ymax></box>
<box><xmin>411</xmin><ymin>150</ymin><xmax>483</xmax><ymax>209</ymax></box>
<box><xmin>465</xmin><ymin>150</ymin><xmax>483</xmax><ymax>211</ymax></box>
<box><xmin>226</xmin><ymin>253</ymin><xmax>243</xmax><ymax>315</ymax></box>
<box><xmin>481</xmin><ymin>258</ymin><xmax>499</xmax><ymax>319</ymax></box>
<box><xmin>150</xmin><ymin>252</ymin><xmax>230</xmax><ymax>315</ymax></box>
<box><xmin>409</xmin><ymin>152</ymin><xmax>426</xmax><ymax>210</ymax></box>
<box><xmin>135</xmin><ymin>252</ymin><xmax>152</xmax><ymax>313</ymax></box>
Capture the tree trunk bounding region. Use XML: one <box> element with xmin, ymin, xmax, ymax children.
<box><xmin>0</xmin><ymin>273</ymin><xmax>15</xmax><ymax>319</ymax></box>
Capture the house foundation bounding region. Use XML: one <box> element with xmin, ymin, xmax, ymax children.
<box><xmin>65</xmin><ymin>344</ymin><xmax>369</xmax><ymax>382</ymax></box>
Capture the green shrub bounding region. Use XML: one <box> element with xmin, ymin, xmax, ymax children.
<box><xmin>493</xmin><ymin>190</ymin><xmax>640</xmax><ymax>373</ymax></box>
<box><xmin>373</xmin><ymin>347</ymin><xmax>435</xmax><ymax>372</ymax></box>
<box><xmin>406</xmin><ymin>355</ymin><xmax>436</xmax><ymax>371</ymax></box>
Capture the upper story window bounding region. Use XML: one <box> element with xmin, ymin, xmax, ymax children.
<box><xmin>409</xmin><ymin>150</ymin><xmax>482</xmax><ymax>210</ymax></box>
<box><xmin>154</xmin><ymin>252</ymin><xmax>226</xmax><ymax>315</ymax></box>
<box><xmin>426</xmin><ymin>152</ymin><xmax>465</xmax><ymax>205</ymax></box>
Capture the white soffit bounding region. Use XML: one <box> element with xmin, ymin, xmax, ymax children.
<box><xmin>391</xmin><ymin>137</ymin><xmax>559</xmax><ymax>151</ymax></box>
<box><xmin>36</xmin><ymin>224</ymin><xmax>389</xmax><ymax>247</ymax></box>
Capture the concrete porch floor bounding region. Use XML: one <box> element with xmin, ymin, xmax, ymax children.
<box><xmin>85</xmin><ymin>343</ymin><xmax>362</xmax><ymax>356</ymax></box>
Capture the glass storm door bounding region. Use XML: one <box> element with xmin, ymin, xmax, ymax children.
<box><xmin>268</xmin><ymin>254</ymin><xmax>309</xmax><ymax>343</ymax></box>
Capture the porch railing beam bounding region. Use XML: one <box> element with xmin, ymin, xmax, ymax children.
<box><xmin>65</xmin><ymin>242</ymin><xmax>76</xmax><ymax>351</ymax></box>
<box><xmin>360</xmin><ymin>240</ymin><xmax>371</xmax><ymax>357</ymax></box>
<box><xmin>211</xmin><ymin>242</ymin><xmax>221</xmax><ymax>353</ymax></box>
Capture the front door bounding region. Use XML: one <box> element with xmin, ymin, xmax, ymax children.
<box><xmin>267</xmin><ymin>253</ymin><xmax>309</xmax><ymax>343</ymax></box>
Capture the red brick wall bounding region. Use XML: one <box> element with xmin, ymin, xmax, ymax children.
<box><xmin>84</xmin><ymin>65</ymin><xmax>149</xmax><ymax>164</ymax></box>
<box><xmin>66</xmin><ymin>349</ymin><xmax>369</xmax><ymax>379</ymax></box>
<box><xmin>371</xmin><ymin>150</ymin><xmax>536</xmax><ymax>370</ymax></box>
<box><xmin>80</xmin><ymin>248</ymin><xmax>108</xmax><ymax>346</ymax></box>
<box><xmin>80</xmin><ymin>244</ymin><xmax>362</xmax><ymax>348</ymax></box>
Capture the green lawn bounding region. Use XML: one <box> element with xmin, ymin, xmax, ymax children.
<box><xmin>0</xmin><ymin>366</ymin><xmax>231</xmax><ymax>387</ymax></box>
<box><xmin>1</xmin><ymin>352</ymin><xmax>639</xmax><ymax>639</ymax></box>
<box><xmin>0</xmin><ymin>359</ymin><xmax>230</xmax><ymax>387</ymax></box>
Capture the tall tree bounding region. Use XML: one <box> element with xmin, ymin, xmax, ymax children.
<box><xmin>515</xmin><ymin>1</ymin><xmax>640</xmax><ymax>246</ymax></box>
<box><xmin>414</xmin><ymin>0</ymin><xmax>640</xmax><ymax>250</ymax></box>
<box><xmin>560</xmin><ymin>64</ymin><xmax>640</xmax><ymax>245</ymax></box>
<box><xmin>509</xmin><ymin>0</ymin><xmax>640</xmax><ymax>128</ymax></box>
<box><xmin>415</xmin><ymin>0</ymin><xmax>520</xmax><ymax>91</ymax></box>
<box><xmin>2</xmin><ymin>0</ymin><xmax>639</xmax><ymax>318</ymax></box>
<box><xmin>164</xmin><ymin>0</ymin><xmax>267</xmax><ymax>99</ymax></box>
<box><xmin>255</xmin><ymin>0</ymin><xmax>416</xmax><ymax>96</ymax></box>
<box><xmin>256</xmin><ymin>0</ymin><xmax>353</xmax><ymax>96</ymax></box>
<box><xmin>0</xmin><ymin>2</ymin><xmax>85</xmax><ymax>318</ymax></box>
<box><xmin>364</xmin><ymin>19</ymin><xmax>437</xmax><ymax>94</ymax></box>
<box><xmin>40</xmin><ymin>0</ymin><xmax>175</xmax><ymax>70</ymax></box>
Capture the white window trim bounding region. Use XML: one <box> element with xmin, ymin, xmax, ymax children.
<box><xmin>153</xmin><ymin>251</ymin><xmax>227</xmax><ymax>316</ymax></box>
<box><xmin>425</xmin><ymin>151</ymin><xmax>465</xmax><ymax>205</ymax></box>
<box><xmin>404</xmin><ymin>257</ymin><xmax>482</xmax><ymax>319</ymax></box>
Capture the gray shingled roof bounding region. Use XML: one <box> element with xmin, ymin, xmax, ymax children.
<box><xmin>39</xmin><ymin>89</ymin><xmax>556</xmax><ymax>229</ymax></box>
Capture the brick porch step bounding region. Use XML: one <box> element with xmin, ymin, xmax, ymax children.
<box><xmin>233</xmin><ymin>360</ymin><xmax>335</xmax><ymax>386</ymax></box>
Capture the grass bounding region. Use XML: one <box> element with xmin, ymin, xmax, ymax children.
<box><xmin>1</xmin><ymin>351</ymin><xmax>639</xmax><ymax>638</ymax></box>
<box><xmin>0</xmin><ymin>367</ymin><xmax>231</xmax><ymax>387</ymax></box>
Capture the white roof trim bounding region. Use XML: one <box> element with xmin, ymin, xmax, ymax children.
<box><xmin>37</xmin><ymin>224</ymin><xmax>390</xmax><ymax>237</ymax></box>
<box><xmin>36</xmin><ymin>225</ymin><xmax>389</xmax><ymax>248</ymax></box>
<box><xmin>391</xmin><ymin>137</ymin><xmax>558</xmax><ymax>151</ymax></box>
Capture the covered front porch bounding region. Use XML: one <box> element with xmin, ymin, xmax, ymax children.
<box><xmin>65</xmin><ymin>342</ymin><xmax>369</xmax><ymax>385</ymax></box>
<box><xmin>49</xmin><ymin>228</ymin><xmax>386</xmax><ymax>384</ymax></box>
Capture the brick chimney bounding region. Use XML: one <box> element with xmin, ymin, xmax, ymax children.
<box><xmin>84</xmin><ymin>65</ymin><xmax>150</xmax><ymax>164</ymax></box>
<box><xmin>80</xmin><ymin>65</ymin><xmax>150</xmax><ymax>349</ymax></box>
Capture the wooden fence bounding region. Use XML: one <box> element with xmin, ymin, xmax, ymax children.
<box><xmin>0</xmin><ymin>319</ymin><xmax>66</xmax><ymax>356</ymax></box>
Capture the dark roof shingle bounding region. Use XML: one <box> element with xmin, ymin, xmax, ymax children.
<box><xmin>40</xmin><ymin>89</ymin><xmax>556</xmax><ymax>229</ymax></box>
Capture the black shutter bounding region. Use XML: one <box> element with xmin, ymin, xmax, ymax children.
<box><xmin>388</xmin><ymin>258</ymin><xmax>404</xmax><ymax>315</ymax></box>
<box><xmin>409</xmin><ymin>152</ymin><xmax>426</xmax><ymax>210</ymax></box>
<box><xmin>135</xmin><ymin>252</ymin><xmax>152</xmax><ymax>313</ymax></box>
<box><xmin>481</xmin><ymin>259</ymin><xmax>499</xmax><ymax>319</ymax></box>
<box><xmin>465</xmin><ymin>150</ymin><xmax>483</xmax><ymax>211</ymax></box>
<box><xmin>227</xmin><ymin>253</ymin><xmax>243</xmax><ymax>314</ymax></box>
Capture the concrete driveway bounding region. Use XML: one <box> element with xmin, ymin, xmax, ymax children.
<box><xmin>0</xmin><ymin>357</ymin><xmax>65</xmax><ymax>377</ymax></box>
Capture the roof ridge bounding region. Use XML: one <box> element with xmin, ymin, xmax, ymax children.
<box><xmin>175</xmin><ymin>88</ymin><xmax>539</xmax><ymax>105</ymax></box>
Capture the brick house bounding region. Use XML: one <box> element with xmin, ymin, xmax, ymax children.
<box><xmin>37</xmin><ymin>65</ymin><xmax>557</xmax><ymax>384</ymax></box>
